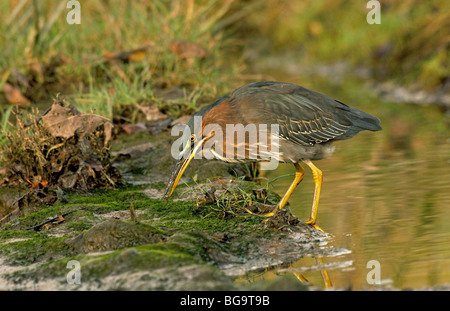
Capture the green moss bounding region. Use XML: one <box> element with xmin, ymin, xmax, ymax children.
<box><xmin>0</xmin><ymin>236</ymin><xmax>72</xmax><ymax>265</ymax></box>
<box><xmin>0</xmin><ymin>174</ymin><xmax>303</xmax><ymax>291</ymax></box>
<box><xmin>141</xmin><ymin>197</ymin><xmax>265</xmax><ymax>234</ymax></box>
<box><xmin>0</xmin><ymin>229</ymin><xmax>48</xmax><ymax>240</ymax></box>
<box><xmin>66</xmin><ymin>185</ymin><xmax>148</xmax><ymax>206</ymax></box>
<box><xmin>0</xmin><ymin>178</ymin><xmax>275</xmax><ymax>263</ymax></box>
<box><xmin>66</xmin><ymin>221</ymin><xmax>94</xmax><ymax>232</ymax></box>
<box><xmin>0</xmin><ymin>206</ymin><xmax>61</xmax><ymax>231</ymax></box>
<box><xmin>67</xmin><ymin>220</ymin><xmax>170</xmax><ymax>253</ymax></box>
<box><xmin>77</xmin><ymin>242</ymin><xmax>197</xmax><ymax>277</ymax></box>
<box><xmin>8</xmin><ymin>235</ymin><xmax>204</xmax><ymax>283</ymax></box>
<box><xmin>146</xmin><ymin>182</ymin><xmax>167</xmax><ymax>190</ymax></box>
<box><xmin>106</xmin><ymin>182</ymin><xmax>270</xmax><ymax>234</ymax></box>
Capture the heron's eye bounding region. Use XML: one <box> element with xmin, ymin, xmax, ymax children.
<box><xmin>190</xmin><ymin>134</ymin><xmax>196</xmax><ymax>142</ymax></box>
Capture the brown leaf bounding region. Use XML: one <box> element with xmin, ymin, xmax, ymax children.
<box><xmin>3</xmin><ymin>83</ymin><xmax>30</xmax><ymax>106</ymax></box>
<box><xmin>0</xmin><ymin>167</ymin><xmax>7</xmax><ymax>176</ymax></box>
<box><xmin>57</xmin><ymin>211</ymin><xmax>65</xmax><ymax>223</ymax></box>
<box><xmin>121</xmin><ymin>123</ymin><xmax>147</xmax><ymax>135</ymax></box>
<box><xmin>135</xmin><ymin>104</ymin><xmax>166</xmax><ymax>122</ymax></box>
<box><xmin>170</xmin><ymin>41</ymin><xmax>208</xmax><ymax>59</ymax></box>
<box><xmin>25</xmin><ymin>176</ymin><xmax>42</xmax><ymax>190</ymax></box>
<box><xmin>59</xmin><ymin>172</ymin><xmax>78</xmax><ymax>189</ymax></box>
<box><xmin>41</xmin><ymin>103</ymin><xmax>113</xmax><ymax>145</ymax></box>
<box><xmin>104</xmin><ymin>45</ymin><xmax>151</xmax><ymax>63</ymax></box>
<box><xmin>43</xmin><ymin>223</ymin><xmax>52</xmax><ymax>230</ymax></box>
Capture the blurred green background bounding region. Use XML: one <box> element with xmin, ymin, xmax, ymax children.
<box><xmin>0</xmin><ymin>0</ymin><xmax>448</xmax><ymax>122</ymax></box>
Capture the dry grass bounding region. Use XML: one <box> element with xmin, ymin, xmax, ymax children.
<box><xmin>0</xmin><ymin>100</ymin><xmax>120</xmax><ymax>190</ymax></box>
<box><xmin>0</xmin><ymin>0</ymin><xmax>249</xmax><ymax>123</ymax></box>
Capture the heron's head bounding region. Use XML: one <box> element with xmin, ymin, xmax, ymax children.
<box><xmin>163</xmin><ymin>97</ymin><xmax>227</xmax><ymax>199</ymax></box>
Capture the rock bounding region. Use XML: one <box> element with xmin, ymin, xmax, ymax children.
<box><xmin>195</xmin><ymin>161</ymin><xmax>237</xmax><ymax>180</ymax></box>
<box><xmin>112</xmin><ymin>142</ymin><xmax>154</xmax><ymax>158</ymax></box>
<box><xmin>66</xmin><ymin>220</ymin><xmax>167</xmax><ymax>253</ymax></box>
<box><xmin>171</xmin><ymin>115</ymin><xmax>191</xmax><ymax>126</ymax></box>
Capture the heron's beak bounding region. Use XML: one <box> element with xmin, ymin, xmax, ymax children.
<box><xmin>164</xmin><ymin>135</ymin><xmax>211</xmax><ymax>199</ymax></box>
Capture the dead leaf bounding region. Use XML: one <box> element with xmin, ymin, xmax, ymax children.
<box><xmin>3</xmin><ymin>82</ymin><xmax>31</xmax><ymax>106</ymax></box>
<box><xmin>121</xmin><ymin>123</ymin><xmax>147</xmax><ymax>134</ymax></box>
<box><xmin>43</xmin><ymin>223</ymin><xmax>52</xmax><ymax>230</ymax></box>
<box><xmin>0</xmin><ymin>167</ymin><xmax>7</xmax><ymax>176</ymax></box>
<box><xmin>25</xmin><ymin>176</ymin><xmax>42</xmax><ymax>190</ymax></box>
<box><xmin>170</xmin><ymin>41</ymin><xmax>208</xmax><ymax>59</ymax></box>
<box><xmin>56</xmin><ymin>211</ymin><xmax>65</xmax><ymax>224</ymax></box>
<box><xmin>197</xmin><ymin>186</ymin><xmax>216</xmax><ymax>205</ymax></box>
<box><xmin>41</xmin><ymin>103</ymin><xmax>113</xmax><ymax>145</ymax></box>
<box><xmin>2</xmin><ymin>100</ymin><xmax>121</xmax><ymax>191</ymax></box>
<box><xmin>135</xmin><ymin>104</ymin><xmax>167</xmax><ymax>122</ymax></box>
<box><xmin>104</xmin><ymin>45</ymin><xmax>151</xmax><ymax>64</ymax></box>
<box><xmin>59</xmin><ymin>172</ymin><xmax>78</xmax><ymax>189</ymax></box>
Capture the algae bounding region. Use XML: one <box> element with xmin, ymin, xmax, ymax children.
<box><xmin>0</xmin><ymin>130</ymin><xmax>331</xmax><ymax>290</ymax></box>
<box><xmin>0</xmin><ymin>178</ymin><xmax>329</xmax><ymax>290</ymax></box>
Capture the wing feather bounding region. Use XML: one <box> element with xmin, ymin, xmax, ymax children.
<box><xmin>229</xmin><ymin>81</ymin><xmax>379</xmax><ymax>146</ymax></box>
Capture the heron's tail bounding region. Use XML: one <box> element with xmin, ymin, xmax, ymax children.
<box><xmin>335</xmin><ymin>101</ymin><xmax>382</xmax><ymax>132</ymax></box>
<box><xmin>349</xmin><ymin>109</ymin><xmax>382</xmax><ymax>132</ymax></box>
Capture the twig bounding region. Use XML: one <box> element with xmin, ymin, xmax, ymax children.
<box><xmin>24</xmin><ymin>208</ymin><xmax>85</xmax><ymax>231</ymax></box>
<box><xmin>129</xmin><ymin>202</ymin><xmax>138</xmax><ymax>222</ymax></box>
<box><xmin>23</xmin><ymin>105</ymin><xmax>53</xmax><ymax>128</ymax></box>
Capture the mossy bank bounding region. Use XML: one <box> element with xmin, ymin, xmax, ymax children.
<box><xmin>0</xmin><ymin>173</ymin><xmax>334</xmax><ymax>290</ymax></box>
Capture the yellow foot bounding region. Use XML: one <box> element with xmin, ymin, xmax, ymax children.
<box><xmin>260</xmin><ymin>211</ymin><xmax>277</xmax><ymax>223</ymax></box>
<box><xmin>242</xmin><ymin>205</ymin><xmax>280</xmax><ymax>218</ymax></box>
<box><xmin>242</xmin><ymin>206</ymin><xmax>280</xmax><ymax>224</ymax></box>
<box><xmin>262</xmin><ymin>210</ymin><xmax>277</xmax><ymax>217</ymax></box>
<box><xmin>242</xmin><ymin>207</ymin><xmax>274</xmax><ymax>217</ymax></box>
<box><xmin>304</xmin><ymin>219</ymin><xmax>325</xmax><ymax>233</ymax></box>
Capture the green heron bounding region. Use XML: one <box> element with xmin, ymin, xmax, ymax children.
<box><xmin>164</xmin><ymin>81</ymin><xmax>381</xmax><ymax>231</ymax></box>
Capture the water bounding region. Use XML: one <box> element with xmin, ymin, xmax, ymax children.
<box><xmin>252</xmin><ymin>72</ymin><xmax>450</xmax><ymax>289</ymax></box>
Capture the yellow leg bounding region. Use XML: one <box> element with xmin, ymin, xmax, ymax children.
<box><xmin>316</xmin><ymin>257</ymin><xmax>332</xmax><ymax>288</ymax></box>
<box><xmin>263</xmin><ymin>163</ymin><xmax>305</xmax><ymax>217</ymax></box>
<box><xmin>302</xmin><ymin>159</ymin><xmax>324</xmax><ymax>232</ymax></box>
<box><xmin>293</xmin><ymin>272</ymin><xmax>309</xmax><ymax>283</ymax></box>
<box><xmin>291</xmin><ymin>258</ymin><xmax>332</xmax><ymax>288</ymax></box>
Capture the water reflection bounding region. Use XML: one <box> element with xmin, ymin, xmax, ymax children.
<box><xmin>258</xmin><ymin>77</ymin><xmax>450</xmax><ymax>289</ymax></box>
<box><xmin>289</xmin><ymin>257</ymin><xmax>334</xmax><ymax>288</ymax></box>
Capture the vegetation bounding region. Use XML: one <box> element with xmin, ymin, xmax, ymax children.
<box><xmin>0</xmin><ymin>0</ymin><xmax>447</xmax><ymax>290</ymax></box>
<box><xmin>246</xmin><ymin>0</ymin><xmax>449</xmax><ymax>91</ymax></box>
<box><xmin>0</xmin><ymin>0</ymin><xmax>247</xmax><ymax>127</ymax></box>
<box><xmin>0</xmin><ymin>184</ymin><xmax>313</xmax><ymax>290</ymax></box>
